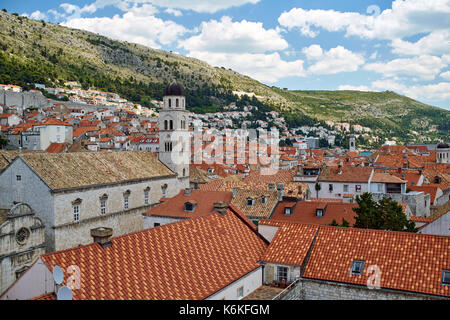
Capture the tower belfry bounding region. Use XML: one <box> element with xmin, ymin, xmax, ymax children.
<box><xmin>158</xmin><ymin>81</ymin><xmax>190</xmax><ymax>188</ymax></box>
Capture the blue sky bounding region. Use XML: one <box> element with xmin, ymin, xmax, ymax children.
<box><xmin>1</xmin><ymin>0</ymin><xmax>450</xmax><ymax>110</ymax></box>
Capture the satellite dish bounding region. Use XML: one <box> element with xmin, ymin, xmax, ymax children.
<box><xmin>53</xmin><ymin>266</ymin><xmax>64</xmax><ymax>285</ymax></box>
<box><xmin>57</xmin><ymin>286</ymin><xmax>73</xmax><ymax>301</ymax></box>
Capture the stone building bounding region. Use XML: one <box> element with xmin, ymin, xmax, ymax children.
<box><xmin>436</xmin><ymin>143</ymin><xmax>449</xmax><ymax>164</ymax></box>
<box><xmin>0</xmin><ymin>151</ymin><xmax>181</xmax><ymax>252</ymax></box>
<box><xmin>0</xmin><ymin>203</ymin><xmax>45</xmax><ymax>295</ymax></box>
<box><xmin>158</xmin><ymin>81</ymin><xmax>190</xmax><ymax>190</ymax></box>
<box><xmin>2</xmin><ymin>204</ymin><xmax>267</xmax><ymax>300</ymax></box>
<box><xmin>258</xmin><ymin>220</ymin><xmax>450</xmax><ymax>300</ymax></box>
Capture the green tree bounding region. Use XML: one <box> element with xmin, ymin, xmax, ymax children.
<box><xmin>353</xmin><ymin>193</ymin><xmax>417</xmax><ymax>233</ymax></box>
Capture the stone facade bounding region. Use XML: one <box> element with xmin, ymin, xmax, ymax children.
<box><xmin>0</xmin><ymin>157</ymin><xmax>182</xmax><ymax>252</ymax></box>
<box><xmin>372</xmin><ymin>192</ymin><xmax>430</xmax><ymax>217</ymax></box>
<box><xmin>282</xmin><ymin>278</ymin><xmax>445</xmax><ymax>300</ymax></box>
<box><xmin>158</xmin><ymin>86</ymin><xmax>190</xmax><ymax>190</ymax></box>
<box><xmin>0</xmin><ymin>203</ymin><xmax>45</xmax><ymax>295</ymax></box>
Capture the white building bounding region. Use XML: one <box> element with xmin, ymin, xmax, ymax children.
<box><xmin>0</xmin><ymin>151</ymin><xmax>182</xmax><ymax>252</ymax></box>
<box><xmin>158</xmin><ymin>82</ymin><xmax>190</xmax><ymax>189</ymax></box>
<box><xmin>36</xmin><ymin>119</ymin><xmax>73</xmax><ymax>151</ymax></box>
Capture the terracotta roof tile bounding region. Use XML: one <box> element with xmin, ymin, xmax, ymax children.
<box><xmin>20</xmin><ymin>151</ymin><xmax>175</xmax><ymax>191</ymax></box>
<box><xmin>303</xmin><ymin>226</ymin><xmax>450</xmax><ymax>298</ymax></box>
<box><xmin>41</xmin><ymin>210</ymin><xmax>268</xmax><ymax>300</ymax></box>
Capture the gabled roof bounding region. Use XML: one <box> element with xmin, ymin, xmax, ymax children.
<box><xmin>262</xmin><ymin>222</ymin><xmax>319</xmax><ymax>266</ymax></box>
<box><xmin>18</xmin><ymin>151</ymin><xmax>175</xmax><ymax>191</ymax></box>
<box><xmin>302</xmin><ymin>226</ymin><xmax>450</xmax><ymax>298</ymax></box>
<box><xmin>41</xmin><ymin>209</ymin><xmax>267</xmax><ymax>300</ymax></box>
<box><xmin>144</xmin><ymin>190</ymin><xmax>233</xmax><ymax>219</ymax></box>
<box><xmin>270</xmin><ymin>201</ymin><xmax>359</xmax><ymax>226</ymax></box>
<box><xmin>231</xmin><ymin>189</ymin><xmax>278</xmax><ymax>219</ymax></box>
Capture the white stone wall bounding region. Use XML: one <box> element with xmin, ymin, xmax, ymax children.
<box><xmin>314</xmin><ymin>181</ymin><xmax>368</xmax><ymax>199</ymax></box>
<box><xmin>51</xmin><ymin>176</ymin><xmax>180</xmax><ymax>251</ymax></box>
<box><xmin>258</xmin><ymin>224</ymin><xmax>280</xmax><ymax>243</ymax></box>
<box><xmin>207</xmin><ymin>267</ymin><xmax>263</xmax><ymax>300</ymax></box>
<box><xmin>420</xmin><ymin>212</ymin><xmax>450</xmax><ymax>236</ymax></box>
<box><xmin>0</xmin><ymin>157</ymin><xmax>183</xmax><ymax>252</ymax></box>
<box><xmin>282</xmin><ymin>278</ymin><xmax>443</xmax><ymax>300</ymax></box>
<box><xmin>0</xmin><ymin>158</ymin><xmax>55</xmax><ymax>251</ymax></box>
<box><xmin>263</xmin><ymin>263</ymin><xmax>300</xmax><ymax>284</ymax></box>
<box><xmin>39</xmin><ymin>125</ymin><xmax>73</xmax><ymax>151</ymax></box>
<box><xmin>0</xmin><ymin>211</ymin><xmax>46</xmax><ymax>295</ymax></box>
<box><xmin>0</xmin><ymin>257</ymin><xmax>54</xmax><ymax>300</ymax></box>
<box><xmin>143</xmin><ymin>215</ymin><xmax>183</xmax><ymax>230</ymax></box>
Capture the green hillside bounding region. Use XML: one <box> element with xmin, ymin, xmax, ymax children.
<box><xmin>0</xmin><ymin>11</ymin><xmax>448</xmax><ymax>143</ymax></box>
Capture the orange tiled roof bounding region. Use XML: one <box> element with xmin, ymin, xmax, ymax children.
<box><xmin>41</xmin><ymin>209</ymin><xmax>267</xmax><ymax>300</ymax></box>
<box><xmin>45</xmin><ymin>142</ymin><xmax>69</xmax><ymax>154</ymax></box>
<box><xmin>318</xmin><ymin>166</ymin><xmax>372</xmax><ymax>183</ymax></box>
<box><xmin>270</xmin><ymin>201</ymin><xmax>358</xmax><ymax>226</ymax></box>
<box><xmin>263</xmin><ymin>222</ymin><xmax>319</xmax><ymax>266</ymax></box>
<box><xmin>144</xmin><ymin>190</ymin><xmax>233</xmax><ymax>219</ymax></box>
<box><xmin>303</xmin><ymin>226</ymin><xmax>450</xmax><ymax>298</ymax></box>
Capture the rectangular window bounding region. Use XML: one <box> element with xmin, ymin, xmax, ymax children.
<box><xmin>154</xmin><ymin>223</ymin><xmax>160</xmax><ymax>228</ymax></box>
<box><xmin>442</xmin><ymin>270</ymin><xmax>450</xmax><ymax>286</ymax></box>
<box><xmin>350</xmin><ymin>260</ymin><xmax>365</xmax><ymax>275</ymax></box>
<box><xmin>343</xmin><ymin>185</ymin><xmax>349</xmax><ymax>192</ymax></box>
<box><xmin>329</xmin><ymin>184</ymin><xmax>333</xmax><ymax>192</ymax></box>
<box><xmin>73</xmin><ymin>205</ymin><xmax>80</xmax><ymax>222</ymax></box>
<box><xmin>377</xmin><ymin>184</ymin><xmax>384</xmax><ymax>192</ymax></box>
<box><xmin>277</xmin><ymin>266</ymin><xmax>288</xmax><ymax>282</ymax></box>
<box><xmin>356</xmin><ymin>185</ymin><xmax>362</xmax><ymax>193</ymax></box>
<box><xmin>124</xmin><ymin>196</ymin><xmax>129</xmax><ymax>210</ymax></box>
<box><xmin>101</xmin><ymin>200</ymin><xmax>106</xmax><ymax>215</ymax></box>
<box><xmin>237</xmin><ymin>286</ymin><xmax>244</xmax><ymax>299</ymax></box>
<box><xmin>16</xmin><ymin>175</ymin><xmax>22</xmax><ymax>181</ymax></box>
<box><xmin>144</xmin><ymin>191</ymin><xmax>149</xmax><ymax>205</ymax></box>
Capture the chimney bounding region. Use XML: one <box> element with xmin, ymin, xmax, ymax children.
<box><xmin>91</xmin><ymin>227</ymin><xmax>113</xmax><ymax>248</ymax></box>
<box><xmin>213</xmin><ymin>202</ymin><xmax>228</xmax><ymax>215</ymax></box>
<box><xmin>277</xmin><ymin>184</ymin><xmax>284</xmax><ymax>201</ymax></box>
<box><xmin>232</xmin><ymin>187</ymin><xmax>238</xmax><ymax>198</ymax></box>
<box><xmin>268</xmin><ymin>183</ymin><xmax>276</xmax><ymax>191</ymax></box>
<box><xmin>184</xmin><ymin>188</ymin><xmax>191</xmax><ymax>196</ymax></box>
<box><xmin>401</xmin><ymin>173</ymin><xmax>406</xmax><ymax>180</ymax></box>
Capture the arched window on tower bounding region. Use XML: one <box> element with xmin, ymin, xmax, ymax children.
<box><xmin>176</xmin><ymin>99</ymin><xmax>179</xmax><ymax>108</ymax></box>
<box><xmin>168</xmin><ymin>99</ymin><xmax>172</xmax><ymax>108</ymax></box>
<box><xmin>164</xmin><ymin>120</ymin><xmax>168</xmax><ymax>130</ymax></box>
<box><xmin>170</xmin><ymin>120</ymin><xmax>174</xmax><ymax>130</ymax></box>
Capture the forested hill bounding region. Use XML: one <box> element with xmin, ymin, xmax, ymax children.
<box><xmin>0</xmin><ymin>10</ymin><xmax>448</xmax><ymax>142</ymax></box>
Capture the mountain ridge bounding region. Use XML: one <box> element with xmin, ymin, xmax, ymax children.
<box><xmin>0</xmin><ymin>10</ymin><xmax>448</xmax><ymax>143</ymax></box>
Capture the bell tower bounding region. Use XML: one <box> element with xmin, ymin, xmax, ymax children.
<box><xmin>158</xmin><ymin>81</ymin><xmax>190</xmax><ymax>189</ymax></box>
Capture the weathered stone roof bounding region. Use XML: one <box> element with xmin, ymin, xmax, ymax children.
<box><xmin>20</xmin><ymin>151</ymin><xmax>175</xmax><ymax>191</ymax></box>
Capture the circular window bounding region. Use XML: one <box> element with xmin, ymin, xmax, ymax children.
<box><xmin>16</xmin><ymin>228</ymin><xmax>30</xmax><ymax>245</ymax></box>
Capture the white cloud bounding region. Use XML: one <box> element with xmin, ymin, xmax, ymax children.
<box><xmin>372</xmin><ymin>80</ymin><xmax>450</xmax><ymax>101</ymax></box>
<box><xmin>303</xmin><ymin>45</ymin><xmax>365</xmax><ymax>75</ymax></box>
<box><xmin>440</xmin><ymin>71</ymin><xmax>450</xmax><ymax>80</ymax></box>
<box><xmin>187</xmin><ymin>51</ymin><xmax>305</xmax><ymax>83</ymax></box>
<box><xmin>391</xmin><ymin>30</ymin><xmax>450</xmax><ymax>56</ymax></box>
<box><xmin>29</xmin><ymin>10</ymin><xmax>48</xmax><ymax>20</ymax></box>
<box><xmin>180</xmin><ymin>16</ymin><xmax>288</xmax><ymax>54</ymax></box>
<box><xmin>364</xmin><ymin>55</ymin><xmax>448</xmax><ymax>81</ymax></box>
<box><xmin>165</xmin><ymin>8</ymin><xmax>182</xmax><ymax>17</ymax></box>
<box><xmin>302</xmin><ymin>44</ymin><xmax>323</xmax><ymax>60</ymax></box>
<box><xmin>69</xmin><ymin>0</ymin><xmax>260</xmax><ymax>14</ymax></box>
<box><xmin>278</xmin><ymin>0</ymin><xmax>450</xmax><ymax>41</ymax></box>
<box><xmin>179</xmin><ymin>16</ymin><xmax>301</xmax><ymax>83</ymax></box>
<box><xmin>338</xmin><ymin>85</ymin><xmax>371</xmax><ymax>91</ymax></box>
<box><xmin>63</xmin><ymin>10</ymin><xmax>187</xmax><ymax>48</ymax></box>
